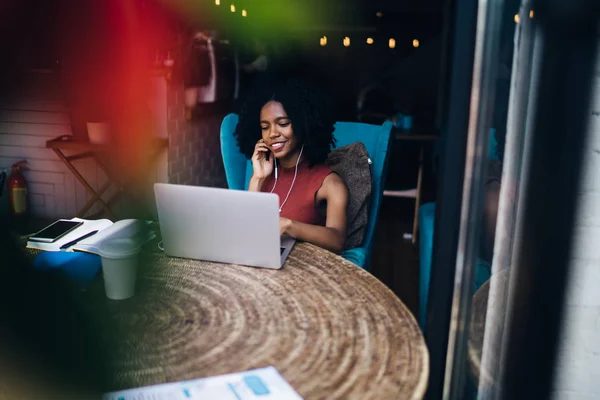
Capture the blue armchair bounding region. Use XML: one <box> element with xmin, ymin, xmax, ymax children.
<box><xmin>220</xmin><ymin>113</ymin><xmax>394</xmax><ymax>269</ymax></box>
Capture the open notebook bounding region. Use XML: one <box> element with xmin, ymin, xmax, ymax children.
<box><xmin>26</xmin><ymin>218</ymin><xmax>155</xmax><ymax>254</ymax></box>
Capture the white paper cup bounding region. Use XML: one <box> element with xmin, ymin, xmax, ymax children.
<box><xmin>87</xmin><ymin>122</ymin><xmax>111</xmax><ymax>144</ymax></box>
<box><xmin>100</xmin><ymin>239</ymin><xmax>140</xmax><ymax>300</ymax></box>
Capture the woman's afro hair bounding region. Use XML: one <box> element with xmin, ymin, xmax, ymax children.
<box><xmin>234</xmin><ymin>78</ymin><xmax>336</xmax><ymax>166</ymax></box>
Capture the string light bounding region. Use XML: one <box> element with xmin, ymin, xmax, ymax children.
<box><xmin>215</xmin><ymin>0</ymin><xmax>220</xmax><ymax>4</ymax></box>
<box><xmin>320</xmin><ymin>36</ymin><xmax>327</xmax><ymax>46</ymax></box>
<box><xmin>529</xmin><ymin>10</ymin><xmax>534</xmax><ymax>18</ymax></box>
<box><xmin>230</xmin><ymin>4</ymin><xmax>236</xmax><ymax>12</ymax></box>
<box><xmin>376</xmin><ymin>11</ymin><xmax>383</xmax><ymax>17</ymax></box>
<box><xmin>242</xmin><ymin>9</ymin><xmax>247</xmax><ymax>17</ymax></box>
<box><xmin>389</xmin><ymin>38</ymin><xmax>396</xmax><ymax>49</ymax></box>
<box><xmin>366</xmin><ymin>37</ymin><xmax>374</xmax><ymax>45</ymax></box>
<box><xmin>413</xmin><ymin>39</ymin><xmax>420</xmax><ymax>48</ymax></box>
<box><xmin>514</xmin><ymin>13</ymin><xmax>520</xmax><ymax>23</ymax></box>
<box><xmin>343</xmin><ymin>36</ymin><xmax>351</xmax><ymax>47</ymax></box>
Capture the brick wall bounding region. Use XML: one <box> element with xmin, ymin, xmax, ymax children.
<box><xmin>0</xmin><ymin>73</ymin><xmax>171</xmax><ymax>221</ymax></box>
<box><xmin>0</xmin><ymin>72</ymin><xmax>113</xmax><ymax>219</ymax></box>
<box><xmin>166</xmin><ymin>85</ymin><xmax>228</xmax><ymax>188</ymax></box>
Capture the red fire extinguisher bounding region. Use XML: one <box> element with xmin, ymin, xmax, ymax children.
<box><xmin>8</xmin><ymin>160</ymin><xmax>28</xmax><ymax>220</ymax></box>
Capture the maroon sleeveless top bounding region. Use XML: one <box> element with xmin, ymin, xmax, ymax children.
<box><xmin>261</xmin><ymin>160</ymin><xmax>333</xmax><ymax>225</ymax></box>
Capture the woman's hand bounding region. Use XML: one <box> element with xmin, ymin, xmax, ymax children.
<box><xmin>251</xmin><ymin>139</ymin><xmax>274</xmax><ymax>180</ymax></box>
<box><xmin>279</xmin><ymin>217</ymin><xmax>292</xmax><ymax>236</ymax></box>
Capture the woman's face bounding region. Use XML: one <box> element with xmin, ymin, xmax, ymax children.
<box><xmin>260</xmin><ymin>101</ymin><xmax>300</xmax><ymax>160</ymax></box>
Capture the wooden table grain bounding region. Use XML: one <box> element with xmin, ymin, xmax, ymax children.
<box><xmin>91</xmin><ymin>242</ymin><xmax>429</xmax><ymax>400</ymax></box>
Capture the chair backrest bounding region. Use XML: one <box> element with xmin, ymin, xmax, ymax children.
<box><xmin>220</xmin><ymin>113</ymin><xmax>255</xmax><ymax>190</ymax></box>
<box><xmin>220</xmin><ymin>113</ymin><xmax>394</xmax><ymax>262</ymax></box>
<box><xmin>329</xmin><ymin>120</ymin><xmax>394</xmax><ymax>261</ymax></box>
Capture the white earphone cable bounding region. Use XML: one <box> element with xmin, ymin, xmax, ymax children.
<box><xmin>269</xmin><ymin>145</ymin><xmax>304</xmax><ymax>213</ymax></box>
<box><xmin>269</xmin><ymin>159</ymin><xmax>277</xmax><ymax>193</ymax></box>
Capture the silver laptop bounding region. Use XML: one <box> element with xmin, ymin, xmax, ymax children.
<box><xmin>154</xmin><ymin>183</ymin><xmax>295</xmax><ymax>269</ymax></box>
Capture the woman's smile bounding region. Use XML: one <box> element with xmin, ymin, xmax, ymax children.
<box><xmin>270</xmin><ymin>140</ymin><xmax>287</xmax><ymax>152</ymax></box>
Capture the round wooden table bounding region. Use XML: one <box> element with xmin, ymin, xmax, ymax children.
<box><xmin>92</xmin><ymin>242</ymin><xmax>429</xmax><ymax>400</ymax></box>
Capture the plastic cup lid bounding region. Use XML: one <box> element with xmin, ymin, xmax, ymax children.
<box><xmin>100</xmin><ymin>238</ymin><xmax>141</xmax><ymax>259</ymax></box>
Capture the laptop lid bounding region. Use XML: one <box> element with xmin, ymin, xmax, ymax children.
<box><xmin>154</xmin><ymin>183</ymin><xmax>284</xmax><ymax>269</ymax></box>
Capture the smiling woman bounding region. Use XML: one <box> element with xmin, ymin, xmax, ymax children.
<box><xmin>234</xmin><ymin>79</ymin><xmax>349</xmax><ymax>253</ymax></box>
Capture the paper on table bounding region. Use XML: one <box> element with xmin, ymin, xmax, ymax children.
<box><xmin>72</xmin><ymin>219</ymin><xmax>155</xmax><ymax>254</ymax></box>
<box><xmin>103</xmin><ymin>366</ymin><xmax>304</xmax><ymax>400</ymax></box>
<box><xmin>26</xmin><ymin>218</ymin><xmax>113</xmax><ymax>252</ymax></box>
<box><xmin>26</xmin><ymin>218</ymin><xmax>155</xmax><ymax>254</ymax></box>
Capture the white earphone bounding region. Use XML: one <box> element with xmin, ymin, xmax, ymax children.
<box><xmin>270</xmin><ymin>145</ymin><xmax>304</xmax><ymax>213</ymax></box>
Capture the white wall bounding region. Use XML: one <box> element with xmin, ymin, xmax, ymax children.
<box><xmin>0</xmin><ymin>72</ymin><xmax>169</xmax><ymax>220</ymax></box>
<box><xmin>0</xmin><ymin>72</ymin><xmax>98</xmax><ymax>219</ymax></box>
<box><xmin>551</xmin><ymin>48</ymin><xmax>600</xmax><ymax>400</ymax></box>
